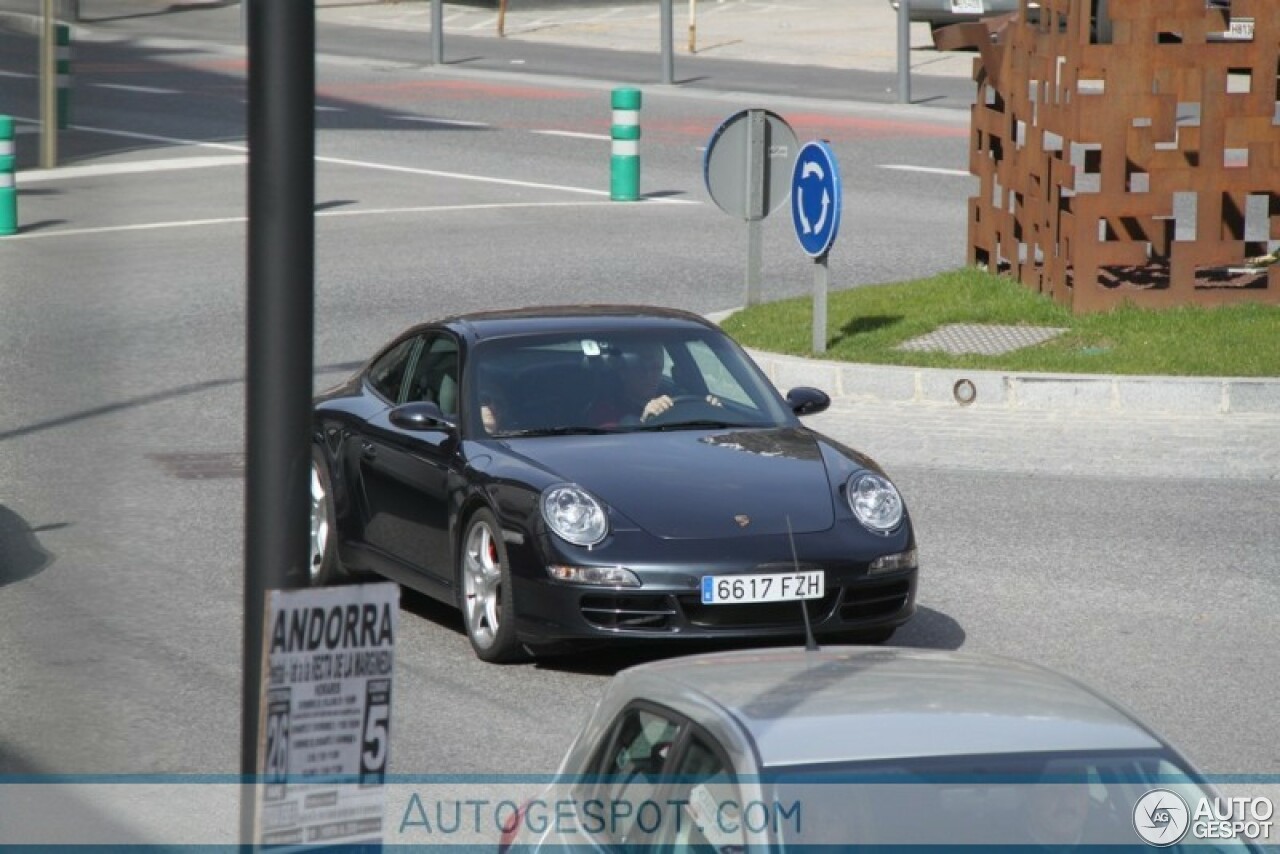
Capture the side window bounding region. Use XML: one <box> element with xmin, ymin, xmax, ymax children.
<box><xmin>686</xmin><ymin>340</ymin><xmax>752</xmax><ymax>408</ymax></box>
<box><xmin>589</xmin><ymin>706</ymin><xmax>682</xmax><ymax>846</ymax></box>
<box><xmin>405</xmin><ymin>334</ymin><xmax>460</xmax><ymax>415</ymax></box>
<box><xmin>659</xmin><ymin>734</ymin><xmax>744</xmax><ymax>852</ymax></box>
<box><xmin>367</xmin><ymin>337</ymin><xmax>419</xmax><ymax>403</ymax></box>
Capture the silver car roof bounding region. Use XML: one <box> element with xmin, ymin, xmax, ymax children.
<box><xmin>603</xmin><ymin>646</ymin><xmax>1164</xmax><ymax>769</ymax></box>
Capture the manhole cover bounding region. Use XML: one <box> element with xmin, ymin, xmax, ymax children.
<box><xmin>148</xmin><ymin>452</ymin><xmax>245</xmax><ymax>480</ymax></box>
<box><xmin>896</xmin><ymin>323</ymin><xmax>1067</xmax><ymax>356</ymax></box>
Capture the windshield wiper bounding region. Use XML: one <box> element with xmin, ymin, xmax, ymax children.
<box><xmin>492</xmin><ymin>426</ymin><xmax>614</xmax><ymax>438</ymax></box>
<box><xmin>632</xmin><ymin>420</ymin><xmax>744</xmax><ymax>432</ymax></box>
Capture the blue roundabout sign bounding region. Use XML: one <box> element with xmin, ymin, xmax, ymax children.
<box><xmin>790</xmin><ymin>140</ymin><xmax>842</xmax><ymax>259</ymax></box>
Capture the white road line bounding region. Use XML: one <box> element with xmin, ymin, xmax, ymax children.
<box><xmin>0</xmin><ymin>70</ymin><xmax>35</xmax><ymax>79</ymax></box>
<box><xmin>531</xmin><ymin>130</ymin><xmax>610</xmax><ymax>141</ymax></box>
<box><xmin>391</xmin><ymin>116</ymin><xmax>491</xmax><ymax>128</ymax></box>
<box><xmin>4</xmin><ymin>116</ymin><xmax>699</xmax><ymax>203</ymax></box>
<box><xmin>880</xmin><ymin>164</ymin><xmax>971</xmax><ymax>177</ymax></box>
<box><xmin>3</xmin><ymin>200</ymin><xmax>696</xmax><ymax>241</ymax></box>
<box><xmin>17</xmin><ymin>155</ymin><xmax>246</xmax><ymax>184</ymax></box>
<box><xmin>94</xmin><ymin>83</ymin><xmax>182</xmax><ymax>95</ymax></box>
<box><xmin>316</xmin><ymin>105</ymin><xmax>345</xmax><ymax>113</ymax></box>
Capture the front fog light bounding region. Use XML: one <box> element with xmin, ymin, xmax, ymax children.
<box><xmin>847</xmin><ymin>472</ymin><xmax>904</xmax><ymax>534</ymax></box>
<box><xmin>547</xmin><ymin>565</ymin><xmax>641</xmax><ymax>587</ymax></box>
<box><xmin>869</xmin><ymin>548</ymin><xmax>917</xmax><ymax>575</ymax></box>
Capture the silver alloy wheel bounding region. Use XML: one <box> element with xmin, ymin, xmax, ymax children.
<box><xmin>462</xmin><ymin>520</ymin><xmax>503</xmax><ymax>649</ymax></box>
<box><xmin>309</xmin><ymin>462</ymin><xmax>328</xmax><ymax>582</ymax></box>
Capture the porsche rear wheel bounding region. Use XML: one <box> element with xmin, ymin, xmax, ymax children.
<box><xmin>459</xmin><ymin>509</ymin><xmax>523</xmax><ymax>663</ymax></box>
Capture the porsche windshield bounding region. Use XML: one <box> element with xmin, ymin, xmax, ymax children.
<box><xmin>468</xmin><ymin>328</ymin><xmax>793</xmax><ymax>437</ymax></box>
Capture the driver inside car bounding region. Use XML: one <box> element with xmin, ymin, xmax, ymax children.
<box><xmin>587</xmin><ymin>340</ymin><xmax>721</xmax><ymax>427</ymax></box>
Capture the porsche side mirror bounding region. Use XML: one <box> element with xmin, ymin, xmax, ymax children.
<box><xmin>786</xmin><ymin>387</ymin><xmax>830</xmax><ymax>416</ymax></box>
<box><xmin>389</xmin><ymin>401</ymin><xmax>457</xmax><ymax>432</ymax></box>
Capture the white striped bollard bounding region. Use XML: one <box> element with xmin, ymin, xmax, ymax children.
<box><xmin>56</xmin><ymin>24</ymin><xmax>70</xmax><ymax>129</ymax></box>
<box><xmin>610</xmin><ymin>87</ymin><xmax>641</xmax><ymax>201</ymax></box>
<box><xmin>0</xmin><ymin>115</ymin><xmax>15</xmax><ymax>236</ymax></box>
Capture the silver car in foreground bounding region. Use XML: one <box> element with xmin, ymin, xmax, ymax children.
<box><xmin>503</xmin><ymin>646</ymin><xmax>1255</xmax><ymax>850</ymax></box>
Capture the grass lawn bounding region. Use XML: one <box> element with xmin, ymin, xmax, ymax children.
<box><xmin>721</xmin><ymin>267</ymin><xmax>1280</xmax><ymax>377</ymax></box>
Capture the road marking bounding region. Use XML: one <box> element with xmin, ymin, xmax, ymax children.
<box><xmin>0</xmin><ymin>70</ymin><xmax>35</xmax><ymax>79</ymax></box>
<box><xmin>391</xmin><ymin>115</ymin><xmax>491</xmax><ymax>128</ymax></box>
<box><xmin>2</xmin><ymin>200</ymin><xmax>695</xmax><ymax>241</ymax></box>
<box><xmin>880</xmin><ymin>164</ymin><xmax>971</xmax><ymax>177</ymax></box>
<box><xmin>316</xmin><ymin>105</ymin><xmax>345</xmax><ymax>113</ymax></box>
<box><xmin>531</xmin><ymin>130</ymin><xmax>610</xmax><ymax>141</ymax></box>
<box><xmin>3</xmin><ymin>116</ymin><xmax>699</xmax><ymax>205</ymax></box>
<box><xmin>93</xmin><ymin>83</ymin><xmax>182</xmax><ymax>95</ymax></box>
<box><xmin>18</xmin><ymin>155</ymin><xmax>246</xmax><ymax>184</ymax></box>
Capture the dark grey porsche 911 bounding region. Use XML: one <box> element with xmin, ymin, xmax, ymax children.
<box><xmin>311</xmin><ymin>306</ymin><xmax>917</xmax><ymax>663</ymax></box>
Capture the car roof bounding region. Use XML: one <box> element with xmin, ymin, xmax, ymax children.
<box><xmin>424</xmin><ymin>304</ymin><xmax>718</xmax><ymax>342</ymax></box>
<box><xmin>609</xmin><ymin>646</ymin><xmax>1164</xmax><ymax>769</ymax></box>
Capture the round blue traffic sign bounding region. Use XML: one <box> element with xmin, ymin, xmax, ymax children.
<box><xmin>791</xmin><ymin>140</ymin><xmax>842</xmax><ymax>258</ymax></box>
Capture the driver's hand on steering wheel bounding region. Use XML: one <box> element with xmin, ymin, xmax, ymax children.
<box><xmin>641</xmin><ymin>395</ymin><xmax>674</xmax><ymax>422</ymax></box>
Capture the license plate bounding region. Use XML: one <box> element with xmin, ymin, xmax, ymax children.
<box><xmin>700</xmin><ymin>571</ymin><xmax>824</xmax><ymax>605</ymax></box>
<box><xmin>950</xmin><ymin>0</ymin><xmax>984</xmax><ymax>14</ymax></box>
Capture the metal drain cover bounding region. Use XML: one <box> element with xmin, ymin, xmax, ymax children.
<box><xmin>896</xmin><ymin>323</ymin><xmax>1067</xmax><ymax>356</ymax></box>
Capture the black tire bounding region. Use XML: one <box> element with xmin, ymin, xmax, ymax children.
<box><xmin>309</xmin><ymin>445</ymin><xmax>345</xmax><ymax>587</ymax></box>
<box><xmin>458</xmin><ymin>509</ymin><xmax>525</xmax><ymax>663</ymax></box>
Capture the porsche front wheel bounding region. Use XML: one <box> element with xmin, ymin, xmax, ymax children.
<box><xmin>459</xmin><ymin>509</ymin><xmax>523</xmax><ymax>663</ymax></box>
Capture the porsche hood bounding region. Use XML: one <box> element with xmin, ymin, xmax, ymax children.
<box><xmin>505</xmin><ymin>427</ymin><xmax>837</xmax><ymax>540</ymax></box>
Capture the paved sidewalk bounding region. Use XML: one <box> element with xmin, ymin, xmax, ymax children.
<box><xmin>313</xmin><ymin>0</ymin><xmax>981</xmax><ymax>78</ymax></box>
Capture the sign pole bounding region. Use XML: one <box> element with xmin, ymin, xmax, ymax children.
<box><xmin>39</xmin><ymin>0</ymin><xmax>56</xmax><ymax>168</ymax></box>
<box><xmin>813</xmin><ymin>254</ymin><xmax>829</xmax><ymax>354</ymax></box>
<box><xmin>242</xmin><ymin>0</ymin><xmax>315</xmax><ymax>844</ymax></box>
<box><xmin>744</xmin><ymin>109</ymin><xmax>766</xmax><ymax>306</ymax></box>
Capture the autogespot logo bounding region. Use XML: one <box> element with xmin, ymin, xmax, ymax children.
<box><xmin>1134</xmin><ymin>789</ymin><xmax>1191</xmax><ymax>846</ymax></box>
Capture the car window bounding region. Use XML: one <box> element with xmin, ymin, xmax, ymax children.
<box><xmin>684</xmin><ymin>339</ymin><xmax>752</xmax><ymax>408</ymax></box>
<box><xmin>585</xmin><ymin>706</ymin><xmax>683</xmax><ymax>846</ymax></box>
<box><xmin>404</xmin><ymin>333</ymin><xmax>460</xmax><ymax>415</ymax></box>
<box><xmin>367</xmin><ymin>337</ymin><xmax>419</xmax><ymax>403</ymax></box>
<box><xmin>767</xmin><ymin>750</ymin><xmax>1241</xmax><ymax>849</ymax></box>
<box><xmin>656</xmin><ymin>734</ymin><xmax>745</xmax><ymax>852</ymax></box>
<box><xmin>467</xmin><ymin>328</ymin><xmax>791</xmax><ymax>435</ymax></box>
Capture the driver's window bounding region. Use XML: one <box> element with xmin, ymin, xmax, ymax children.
<box><xmin>659</xmin><ymin>735</ymin><xmax>744</xmax><ymax>852</ymax></box>
<box><xmin>686</xmin><ymin>340</ymin><xmax>751</xmax><ymax>408</ymax></box>
<box><xmin>405</xmin><ymin>335</ymin><xmax>460</xmax><ymax>415</ymax></box>
<box><xmin>591</xmin><ymin>707</ymin><xmax>681</xmax><ymax>845</ymax></box>
<box><xmin>368</xmin><ymin>337</ymin><xmax>419</xmax><ymax>403</ymax></box>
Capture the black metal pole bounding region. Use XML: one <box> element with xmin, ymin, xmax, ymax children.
<box><xmin>241</xmin><ymin>0</ymin><xmax>315</xmax><ymax>844</ymax></box>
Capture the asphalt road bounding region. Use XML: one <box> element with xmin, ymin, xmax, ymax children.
<box><xmin>0</xmin><ymin>3</ymin><xmax>1276</xmax><ymax>804</ymax></box>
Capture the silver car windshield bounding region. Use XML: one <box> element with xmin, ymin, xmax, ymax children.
<box><xmin>764</xmin><ymin>750</ymin><xmax>1251</xmax><ymax>850</ymax></box>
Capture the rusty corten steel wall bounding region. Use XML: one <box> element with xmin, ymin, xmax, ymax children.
<box><xmin>952</xmin><ymin>0</ymin><xmax>1280</xmax><ymax>312</ymax></box>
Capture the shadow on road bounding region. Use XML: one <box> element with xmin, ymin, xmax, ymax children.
<box><xmin>531</xmin><ymin>605</ymin><xmax>966</xmax><ymax>676</ymax></box>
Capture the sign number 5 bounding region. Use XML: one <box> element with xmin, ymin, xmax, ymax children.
<box><xmin>361</xmin><ymin>678</ymin><xmax>392</xmax><ymax>783</ymax></box>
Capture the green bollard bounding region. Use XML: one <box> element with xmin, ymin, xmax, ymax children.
<box><xmin>56</xmin><ymin>24</ymin><xmax>70</xmax><ymax>129</ymax></box>
<box><xmin>610</xmin><ymin>87</ymin><xmax>641</xmax><ymax>201</ymax></box>
<box><xmin>0</xmin><ymin>115</ymin><xmax>16</xmax><ymax>236</ymax></box>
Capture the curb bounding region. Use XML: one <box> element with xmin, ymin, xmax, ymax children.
<box><xmin>745</xmin><ymin>349</ymin><xmax>1280</xmax><ymax>416</ymax></box>
<box><xmin>707</xmin><ymin>311</ymin><xmax>1280</xmax><ymax>416</ymax></box>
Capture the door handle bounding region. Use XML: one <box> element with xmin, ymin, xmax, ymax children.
<box><xmin>361</xmin><ymin>441</ymin><xmax>377</xmax><ymax>460</ymax></box>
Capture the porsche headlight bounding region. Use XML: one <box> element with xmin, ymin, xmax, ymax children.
<box><xmin>846</xmin><ymin>473</ymin><xmax>904</xmax><ymax>534</ymax></box>
<box><xmin>541</xmin><ymin>484</ymin><xmax>609</xmax><ymax>547</ymax></box>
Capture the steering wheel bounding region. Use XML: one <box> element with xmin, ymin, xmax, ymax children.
<box><xmin>642</xmin><ymin>394</ymin><xmax>723</xmax><ymax>426</ymax></box>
